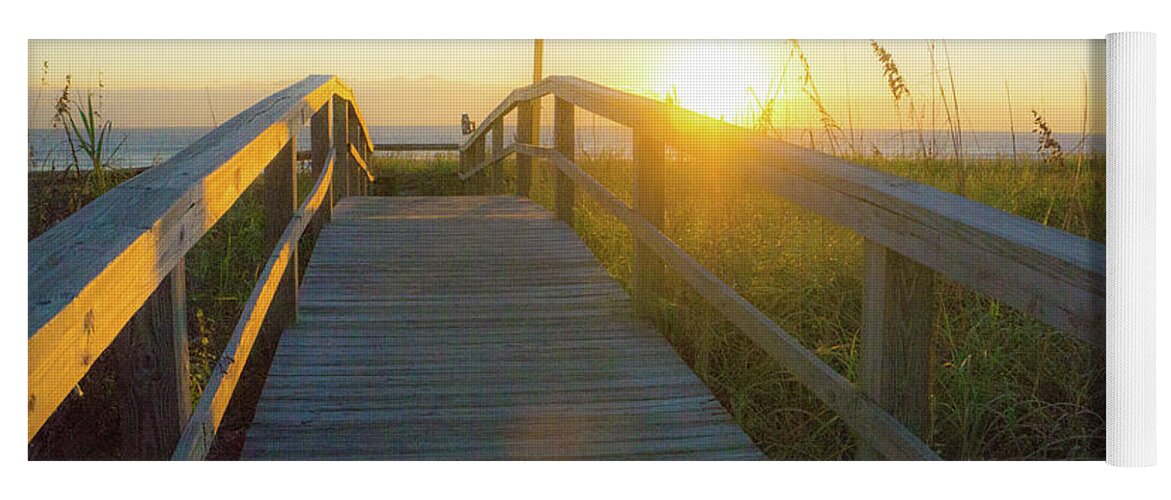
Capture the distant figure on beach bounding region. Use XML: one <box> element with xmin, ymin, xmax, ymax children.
<box><xmin>461</xmin><ymin>114</ymin><xmax>476</xmax><ymax>135</ymax></box>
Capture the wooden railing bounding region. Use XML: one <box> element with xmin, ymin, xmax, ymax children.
<box><xmin>28</xmin><ymin>75</ymin><xmax>375</xmax><ymax>460</ymax></box>
<box><xmin>459</xmin><ymin>75</ymin><xmax>1106</xmax><ymax>460</ymax></box>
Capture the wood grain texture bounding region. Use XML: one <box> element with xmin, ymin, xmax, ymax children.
<box><xmin>263</xmin><ymin>138</ymin><xmax>299</xmax><ymax>347</ymax></box>
<box><xmin>491</xmin><ymin>120</ymin><xmax>505</xmax><ymax>192</ymax></box>
<box><xmin>857</xmin><ymin>240</ymin><xmax>937</xmax><ymax>460</ymax></box>
<box><xmin>515</xmin><ymin>101</ymin><xmax>534</xmax><ymax>197</ymax></box>
<box><xmin>531</xmin><ymin>40</ymin><xmax>543</xmax><ymax>148</ymax></box>
<box><xmin>554</xmin><ymin>98</ymin><xmax>575</xmax><ymax>224</ymax></box>
<box><xmin>241</xmin><ymin>196</ymin><xmax>762</xmax><ymax>460</ymax></box>
<box><xmin>517</xmin><ymin>144</ymin><xmax>940</xmax><ymax>460</ymax></box>
<box><xmin>310</xmin><ymin>102</ymin><xmax>332</xmax><ymax>228</ymax></box>
<box><xmin>332</xmin><ymin>94</ymin><xmax>351</xmax><ymax>199</ymax></box>
<box><xmin>115</xmin><ymin>257</ymin><xmax>191</xmax><ymax>460</ymax></box>
<box><xmin>27</xmin><ymin>75</ymin><xmax>369</xmax><ymax>441</ymax></box>
<box><xmin>348</xmin><ymin>104</ymin><xmax>369</xmax><ymax>195</ymax></box>
<box><xmin>465</xmin><ymin>76</ymin><xmax>1103</xmax><ymax>347</ymax></box>
<box><xmin>172</xmin><ymin>150</ymin><xmax>335</xmax><ymax>460</ymax></box>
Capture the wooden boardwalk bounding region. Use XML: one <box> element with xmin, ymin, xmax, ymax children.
<box><xmin>29</xmin><ymin>76</ymin><xmax>1103</xmax><ymax>461</ymax></box>
<box><xmin>242</xmin><ymin>196</ymin><xmax>763</xmax><ymax>460</ymax></box>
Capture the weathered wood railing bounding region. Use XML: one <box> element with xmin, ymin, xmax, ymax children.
<box><xmin>459</xmin><ymin>75</ymin><xmax>1106</xmax><ymax>460</ymax></box>
<box><xmin>28</xmin><ymin>75</ymin><xmax>375</xmax><ymax>460</ymax></box>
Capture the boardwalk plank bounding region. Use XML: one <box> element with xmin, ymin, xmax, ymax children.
<box><xmin>242</xmin><ymin>195</ymin><xmax>762</xmax><ymax>460</ymax></box>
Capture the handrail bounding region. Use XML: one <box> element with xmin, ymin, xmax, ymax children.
<box><xmin>517</xmin><ymin>143</ymin><xmax>939</xmax><ymax>460</ymax></box>
<box><xmin>349</xmin><ymin>143</ymin><xmax>375</xmax><ymax>181</ymax></box>
<box><xmin>460</xmin><ymin>82</ymin><xmax>550</xmax><ymax>152</ymax></box>
<box><xmin>459</xmin><ymin>144</ymin><xmax>516</xmax><ymax>181</ymax></box>
<box><xmin>462</xmin><ymin>76</ymin><xmax>1105</xmax><ymax>346</ymax></box>
<box><xmin>461</xmin><ymin>76</ymin><xmax>1106</xmax><ymax>459</ymax></box>
<box><xmin>172</xmin><ymin>148</ymin><xmax>335</xmax><ymax>460</ymax></box>
<box><xmin>349</xmin><ymin>104</ymin><xmax>376</xmax><ymax>157</ymax></box>
<box><xmin>28</xmin><ymin>75</ymin><xmax>374</xmax><ymax>443</ymax></box>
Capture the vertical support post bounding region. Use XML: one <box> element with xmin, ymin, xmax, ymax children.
<box><xmin>531</xmin><ymin>40</ymin><xmax>543</xmax><ymax>146</ymax></box>
<box><xmin>332</xmin><ymin>95</ymin><xmax>350</xmax><ymax>199</ymax></box>
<box><xmin>633</xmin><ymin>131</ymin><xmax>665</xmax><ymax>315</ymax></box>
<box><xmin>553</xmin><ymin>97</ymin><xmax>575</xmax><ymax>225</ymax></box>
<box><xmin>348</xmin><ymin>103</ymin><xmax>367</xmax><ymax>196</ymax></box>
<box><xmin>516</xmin><ymin>100</ymin><xmax>534</xmax><ymax>198</ymax></box>
<box><xmin>116</xmin><ymin>257</ymin><xmax>191</xmax><ymax>460</ymax></box>
<box><xmin>264</xmin><ymin>137</ymin><xmax>299</xmax><ymax>337</ymax></box>
<box><xmin>491</xmin><ymin>119</ymin><xmax>504</xmax><ymax>192</ymax></box>
<box><xmin>472</xmin><ymin>137</ymin><xmax>486</xmax><ymax>192</ymax></box>
<box><xmin>311</xmin><ymin>102</ymin><xmax>332</xmax><ymax>225</ymax></box>
<box><xmin>364</xmin><ymin>144</ymin><xmax>372</xmax><ymax>196</ymax></box>
<box><xmin>858</xmin><ymin>240</ymin><xmax>937</xmax><ymax>460</ymax></box>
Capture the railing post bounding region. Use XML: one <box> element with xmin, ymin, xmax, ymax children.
<box><xmin>348</xmin><ymin>103</ymin><xmax>367</xmax><ymax>196</ymax></box>
<box><xmin>858</xmin><ymin>240</ymin><xmax>937</xmax><ymax>460</ymax></box>
<box><xmin>332</xmin><ymin>95</ymin><xmax>350</xmax><ymax>199</ymax></box>
<box><xmin>473</xmin><ymin>137</ymin><xmax>486</xmax><ymax>192</ymax></box>
<box><xmin>553</xmin><ymin>97</ymin><xmax>575</xmax><ymax>225</ymax></box>
<box><xmin>362</xmin><ymin>122</ymin><xmax>371</xmax><ymax>194</ymax></box>
<box><xmin>633</xmin><ymin>131</ymin><xmax>665</xmax><ymax>315</ymax></box>
<box><xmin>115</xmin><ymin>257</ymin><xmax>191</xmax><ymax>460</ymax></box>
<box><xmin>264</xmin><ymin>137</ymin><xmax>299</xmax><ymax>337</ymax></box>
<box><xmin>491</xmin><ymin>119</ymin><xmax>504</xmax><ymax>192</ymax></box>
<box><xmin>515</xmin><ymin>100</ymin><xmax>534</xmax><ymax>198</ymax></box>
<box><xmin>311</xmin><ymin>102</ymin><xmax>332</xmax><ymax>226</ymax></box>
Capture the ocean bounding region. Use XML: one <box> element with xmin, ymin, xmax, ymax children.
<box><xmin>27</xmin><ymin>125</ymin><xmax>1105</xmax><ymax>172</ymax></box>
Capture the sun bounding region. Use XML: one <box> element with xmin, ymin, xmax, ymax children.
<box><xmin>655</xmin><ymin>41</ymin><xmax>778</xmax><ymax>124</ymax></box>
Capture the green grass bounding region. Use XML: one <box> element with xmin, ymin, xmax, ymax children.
<box><xmin>371</xmin><ymin>153</ymin><xmax>476</xmax><ymax>196</ymax></box>
<box><xmin>372</xmin><ymin>150</ymin><xmax>1105</xmax><ymax>460</ymax></box>
<box><xmin>29</xmin><ymin>149</ymin><xmax>1103</xmax><ymax>461</ymax></box>
<box><xmin>28</xmin><ymin>166</ymin><xmax>321</xmax><ymax>459</ymax></box>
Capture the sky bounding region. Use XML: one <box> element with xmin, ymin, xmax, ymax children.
<box><xmin>28</xmin><ymin>39</ymin><xmax>1104</xmax><ymax>134</ymax></box>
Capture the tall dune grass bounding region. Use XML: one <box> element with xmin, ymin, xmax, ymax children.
<box><xmin>30</xmin><ymin>40</ymin><xmax>1102</xmax><ymax>460</ymax></box>
<box><xmin>372</xmin><ymin>148</ymin><xmax>1105</xmax><ymax>460</ymax></box>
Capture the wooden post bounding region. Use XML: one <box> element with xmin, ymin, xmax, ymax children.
<box><xmin>264</xmin><ymin>137</ymin><xmax>299</xmax><ymax>336</ymax></box>
<box><xmin>348</xmin><ymin>103</ymin><xmax>367</xmax><ymax>196</ymax></box>
<box><xmin>554</xmin><ymin>98</ymin><xmax>575</xmax><ymax>225</ymax></box>
<box><xmin>516</xmin><ymin>100</ymin><xmax>534</xmax><ymax>198</ymax></box>
<box><xmin>332</xmin><ymin>95</ymin><xmax>350</xmax><ymax>199</ymax></box>
<box><xmin>472</xmin><ymin>137</ymin><xmax>486</xmax><ymax>193</ymax></box>
<box><xmin>491</xmin><ymin>119</ymin><xmax>504</xmax><ymax>192</ymax></box>
<box><xmin>364</xmin><ymin>144</ymin><xmax>373</xmax><ymax>196</ymax></box>
<box><xmin>531</xmin><ymin>40</ymin><xmax>543</xmax><ymax>146</ymax></box>
<box><xmin>461</xmin><ymin>145</ymin><xmax>472</xmax><ymax>182</ymax></box>
<box><xmin>633</xmin><ymin>131</ymin><xmax>665</xmax><ymax>314</ymax></box>
<box><xmin>311</xmin><ymin>102</ymin><xmax>332</xmax><ymax>226</ymax></box>
<box><xmin>858</xmin><ymin>240</ymin><xmax>937</xmax><ymax>460</ymax></box>
<box><xmin>115</xmin><ymin>257</ymin><xmax>191</xmax><ymax>460</ymax></box>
